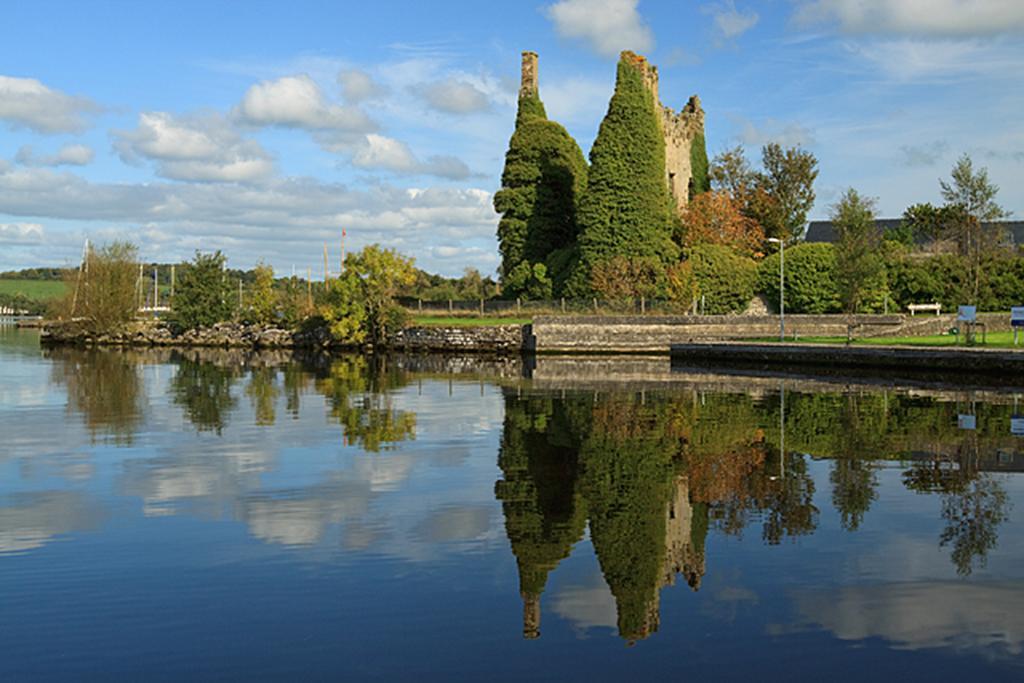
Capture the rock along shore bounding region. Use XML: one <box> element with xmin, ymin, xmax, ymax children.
<box><xmin>39</xmin><ymin>320</ymin><xmax>528</xmax><ymax>354</ymax></box>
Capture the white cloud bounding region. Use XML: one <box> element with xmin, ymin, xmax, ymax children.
<box><xmin>413</xmin><ymin>78</ymin><xmax>491</xmax><ymax>114</ymax></box>
<box><xmin>898</xmin><ymin>140</ymin><xmax>949</xmax><ymax>167</ymax></box>
<box><xmin>845</xmin><ymin>39</ymin><xmax>1021</xmax><ymax>82</ymax></box>
<box><xmin>233</xmin><ymin>74</ymin><xmax>376</xmax><ymax>132</ymax></box>
<box><xmin>0</xmin><ymin>164</ymin><xmax>497</xmax><ymax>273</ymax></box>
<box><xmin>793</xmin><ymin>0</ymin><xmax>1024</xmax><ymax>36</ymax></box>
<box><xmin>113</xmin><ymin>112</ymin><xmax>274</xmax><ymax>182</ymax></box>
<box><xmin>703</xmin><ymin>1</ymin><xmax>759</xmax><ymax>41</ymax></box>
<box><xmin>0</xmin><ymin>75</ymin><xmax>99</xmax><ymax>134</ymax></box>
<box><xmin>0</xmin><ymin>222</ymin><xmax>44</xmax><ymax>244</ymax></box>
<box><xmin>735</xmin><ymin>116</ymin><xmax>816</xmax><ymax>147</ymax></box>
<box><xmin>546</xmin><ymin>0</ymin><xmax>654</xmax><ymax>58</ymax></box>
<box><xmin>15</xmin><ymin>143</ymin><xmax>94</xmax><ymax>167</ymax></box>
<box><xmin>352</xmin><ymin>134</ymin><xmax>472</xmax><ymax>179</ymax></box>
<box><xmin>338</xmin><ymin>68</ymin><xmax>385</xmax><ymax>102</ymax></box>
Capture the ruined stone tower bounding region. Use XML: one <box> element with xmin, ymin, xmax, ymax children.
<box><xmin>520</xmin><ymin>51</ymin><xmax>539</xmax><ymax>98</ymax></box>
<box><xmin>620</xmin><ymin>51</ymin><xmax>706</xmax><ymax>211</ymax></box>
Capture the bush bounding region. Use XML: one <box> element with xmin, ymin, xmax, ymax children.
<box><xmin>170</xmin><ymin>251</ymin><xmax>234</xmax><ymax>330</ymax></box>
<box><xmin>57</xmin><ymin>241</ymin><xmax>140</xmax><ymax>332</ymax></box>
<box><xmin>757</xmin><ymin>243</ymin><xmax>840</xmax><ymax>314</ymax></box>
<box><xmin>589</xmin><ymin>255</ymin><xmax>664</xmax><ymax>300</ymax></box>
<box><xmin>688</xmin><ymin>244</ymin><xmax>757</xmax><ymax>314</ymax></box>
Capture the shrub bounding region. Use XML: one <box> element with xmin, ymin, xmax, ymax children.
<box><xmin>757</xmin><ymin>243</ymin><xmax>840</xmax><ymax>314</ymax></box>
<box><xmin>688</xmin><ymin>244</ymin><xmax>757</xmax><ymax>314</ymax></box>
<box><xmin>170</xmin><ymin>251</ymin><xmax>233</xmax><ymax>330</ymax></box>
<box><xmin>58</xmin><ymin>241</ymin><xmax>140</xmax><ymax>332</ymax></box>
<box><xmin>589</xmin><ymin>255</ymin><xmax>664</xmax><ymax>300</ymax></box>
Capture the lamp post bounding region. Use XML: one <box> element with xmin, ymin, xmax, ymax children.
<box><xmin>768</xmin><ymin>237</ymin><xmax>785</xmax><ymax>341</ymax></box>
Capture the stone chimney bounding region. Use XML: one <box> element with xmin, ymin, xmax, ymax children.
<box><xmin>520</xmin><ymin>51</ymin><xmax>539</xmax><ymax>97</ymax></box>
<box><xmin>522</xmin><ymin>593</ymin><xmax>541</xmax><ymax>639</ymax></box>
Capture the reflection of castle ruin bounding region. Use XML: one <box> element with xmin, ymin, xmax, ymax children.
<box><xmin>495</xmin><ymin>393</ymin><xmax>709</xmax><ymax>643</ymax></box>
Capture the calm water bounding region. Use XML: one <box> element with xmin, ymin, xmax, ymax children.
<box><xmin>2</xmin><ymin>326</ymin><xmax>1024</xmax><ymax>681</ymax></box>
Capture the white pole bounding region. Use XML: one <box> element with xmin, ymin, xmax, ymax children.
<box><xmin>780</xmin><ymin>241</ymin><xmax>785</xmax><ymax>341</ymax></box>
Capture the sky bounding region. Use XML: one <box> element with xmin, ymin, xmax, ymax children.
<box><xmin>1</xmin><ymin>0</ymin><xmax>1022</xmax><ymax>277</ymax></box>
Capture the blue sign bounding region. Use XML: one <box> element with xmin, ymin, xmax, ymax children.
<box><xmin>1012</xmin><ymin>307</ymin><xmax>1024</xmax><ymax>328</ymax></box>
<box><xmin>958</xmin><ymin>305</ymin><xmax>977</xmax><ymax>322</ymax></box>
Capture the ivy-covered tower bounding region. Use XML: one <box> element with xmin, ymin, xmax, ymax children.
<box><xmin>494</xmin><ymin>52</ymin><xmax>589</xmax><ymax>298</ymax></box>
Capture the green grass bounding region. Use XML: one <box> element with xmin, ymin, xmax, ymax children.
<box><xmin>750</xmin><ymin>331</ymin><xmax>1024</xmax><ymax>349</ymax></box>
<box><xmin>412</xmin><ymin>316</ymin><xmax>530</xmax><ymax>327</ymax></box>
<box><xmin>0</xmin><ymin>279</ymin><xmax>67</xmax><ymax>300</ymax></box>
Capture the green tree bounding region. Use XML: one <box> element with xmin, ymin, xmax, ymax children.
<box><xmin>504</xmin><ymin>261</ymin><xmax>553</xmax><ymax>300</ymax></box>
<box><xmin>319</xmin><ymin>270</ymin><xmax>367</xmax><ymax>344</ymax></box>
<box><xmin>494</xmin><ymin>89</ymin><xmax>588</xmax><ymax>296</ymax></box>
<box><xmin>248</xmin><ymin>262</ymin><xmax>277</xmax><ymax>325</ymax></box>
<box><xmin>688</xmin><ymin>244</ymin><xmax>757</xmax><ymax>314</ymax></box>
<box><xmin>940</xmin><ymin>154</ymin><xmax>1010</xmax><ymax>223</ymax></box>
<box><xmin>709</xmin><ymin>145</ymin><xmax>756</xmax><ymax>197</ymax></box>
<box><xmin>170</xmin><ymin>354</ymin><xmax>239</xmax><ymax>434</ymax></box>
<box><xmin>346</xmin><ymin>245</ymin><xmax>416</xmax><ymax>344</ymax></box>
<box><xmin>755</xmin><ymin>143</ymin><xmax>818</xmax><ymax>241</ymax></box>
<box><xmin>569</xmin><ymin>52</ymin><xmax>677</xmax><ymax>296</ymax></box>
<box><xmin>940</xmin><ymin>155</ymin><xmax>1010</xmax><ymax>304</ymax></box>
<box><xmin>60</xmin><ymin>241</ymin><xmax>140</xmax><ymax>333</ymax></box>
<box><xmin>171</xmin><ymin>251</ymin><xmax>233</xmax><ymax>330</ymax></box>
<box><xmin>757</xmin><ymin>243</ymin><xmax>841</xmax><ymax>314</ymax></box>
<box><xmin>832</xmin><ymin>188</ymin><xmax>885</xmax><ymax>313</ymax></box>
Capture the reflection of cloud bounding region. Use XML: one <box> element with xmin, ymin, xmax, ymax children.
<box><xmin>0</xmin><ymin>491</ymin><xmax>106</xmax><ymax>554</ymax></box>
<box><xmin>551</xmin><ymin>571</ymin><xmax>618</xmax><ymax>631</ymax></box>
<box><xmin>412</xmin><ymin>505</ymin><xmax>491</xmax><ymax>543</ymax></box>
<box><xmin>353</xmin><ymin>455</ymin><xmax>415</xmax><ymax>492</ymax></box>
<box><xmin>242</xmin><ymin>482</ymin><xmax>373</xmax><ymax>546</ymax></box>
<box><xmin>795</xmin><ymin>582</ymin><xmax>1024</xmax><ymax>660</ymax></box>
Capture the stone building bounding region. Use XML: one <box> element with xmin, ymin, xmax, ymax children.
<box><xmin>520</xmin><ymin>51</ymin><xmax>706</xmax><ymax>212</ymax></box>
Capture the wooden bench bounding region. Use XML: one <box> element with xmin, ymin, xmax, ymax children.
<box><xmin>908</xmin><ymin>303</ymin><xmax>942</xmax><ymax>316</ymax></box>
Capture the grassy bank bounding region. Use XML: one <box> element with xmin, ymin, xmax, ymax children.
<box><xmin>752</xmin><ymin>331</ymin><xmax>1024</xmax><ymax>349</ymax></box>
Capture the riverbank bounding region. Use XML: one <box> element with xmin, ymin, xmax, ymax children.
<box><xmin>670</xmin><ymin>341</ymin><xmax>1024</xmax><ymax>375</ymax></box>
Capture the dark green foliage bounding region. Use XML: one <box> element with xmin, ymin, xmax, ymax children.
<box><xmin>570</xmin><ymin>55</ymin><xmax>677</xmax><ymax>296</ymax></box>
<box><xmin>504</xmin><ymin>261</ymin><xmax>553</xmax><ymax>300</ymax></box>
<box><xmin>832</xmin><ymin>188</ymin><xmax>886</xmax><ymax>313</ymax></box>
<box><xmin>170</xmin><ymin>251</ymin><xmax>233</xmax><ymax>330</ymax></box>
<box><xmin>495</xmin><ymin>397</ymin><xmax>586</xmax><ymax>603</ymax></box>
<box><xmin>689</xmin><ymin>131</ymin><xmax>710</xmax><ymax>200</ymax></box>
<box><xmin>494</xmin><ymin>92</ymin><xmax>588</xmax><ymax>298</ymax></box>
<box><xmin>170</xmin><ymin>355</ymin><xmax>239</xmax><ymax>434</ymax></box>
<box><xmin>757</xmin><ymin>243</ymin><xmax>841</xmax><ymax>314</ymax></box>
<box><xmin>886</xmin><ymin>253</ymin><xmax>1024</xmax><ymax>311</ymax></box>
<box><xmin>688</xmin><ymin>244</ymin><xmax>757</xmax><ymax>314</ymax></box>
<box><xmin>757</xmin><ymin>143</ymin><xmax>818</xmax><ymax>241</ymax></box>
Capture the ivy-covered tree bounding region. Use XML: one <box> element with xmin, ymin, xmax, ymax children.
<box><xmin>568</xmin><ymin>52</ymin><xmax>678</xmax><ymax>297</ymax></box>
<box><xmin>494</xmin><ymin>88</ymin><xmax>588</xmax><ymax>298</ymax></box>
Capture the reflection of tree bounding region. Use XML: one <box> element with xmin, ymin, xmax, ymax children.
<box><xmin>940</xmin><ymin>474</ymin><xmax>1010</xmax><ymax>577</ymax></box>
<box><xmin>245</xmin><ymin>366</ymin><xmax>280</xmax><ymax>426</ymax></box>
<box><xmin>170</xmin><ymin>355</ymin><xmax>239</xmax><ymax>434</ymax></box>
<box><xmin>830</xmin><ymin>459</ymin><xmax>878</xmax><ymax>531</ymax></box>
<box><xmin>495</xmin><ymin>396</ymin><xmax>586</xmax><ymax>639</ymax></box>
<box><xmin>313</xmin><ymin>356</ymin><xmax>415</xmax><ymax>452</ymax></box>
<box><xmin>49</xmin><ymin>348</ymin><xmax>145</xmax><ymax>445</ymax></box>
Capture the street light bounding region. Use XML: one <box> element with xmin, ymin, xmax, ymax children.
<box><xmin>767</xmin><ymin>237</ymin><xmax>785</xmax><ymax>341</ymax></box>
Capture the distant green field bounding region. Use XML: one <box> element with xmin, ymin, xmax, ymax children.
<box><xmin>0</xmin><ymin>279</ymin><xmax>67</xmax><ymax>300</ymax></box>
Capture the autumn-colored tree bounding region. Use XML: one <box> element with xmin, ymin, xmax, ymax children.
<box><xmin>589</xmin><ymin>255</ymin><xmax>664</xmax><ymax>300</ymax></box>
<box><xmin>679</xmin><ymin>190</ymin><xmax>765</xmax><ymax>257</ymax></box>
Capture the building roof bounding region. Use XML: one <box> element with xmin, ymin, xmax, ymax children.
<box><xmin>805</xmin><ymin>219</ymin><xmax>1024</xmax><ymax>246</ymax></box>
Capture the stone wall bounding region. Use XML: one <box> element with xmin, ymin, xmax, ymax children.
<box><xmin>528</xmin><ymin>314</ymin><xmax>907</xmax><ymax>353</ymax></box>
<box><xmin>390</xmin><ymin>325</ymin><xmax>525</xmax><ymax>353</ymax></box>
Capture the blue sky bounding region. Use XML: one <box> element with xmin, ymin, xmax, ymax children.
<box><xmin>1</xmin><ymin>0</ymin><xmax>1022</xmax><ymax>276</ymax></box>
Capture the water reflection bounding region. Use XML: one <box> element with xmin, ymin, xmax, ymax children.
<box><xmin>6</xmin><ymin>340</ymin><xmax>1022</xmax><ymax>662</ymax></box>
<box><xmin>496</xmin><ymin>386</ymin><xmax>1018</xmax><ymax>642</ymax></box>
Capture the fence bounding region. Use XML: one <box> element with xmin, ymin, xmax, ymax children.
<box><xmin>396</xmin><ymin>297</ymin><xmax>704</xmax><ymax>318</ymax></box>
